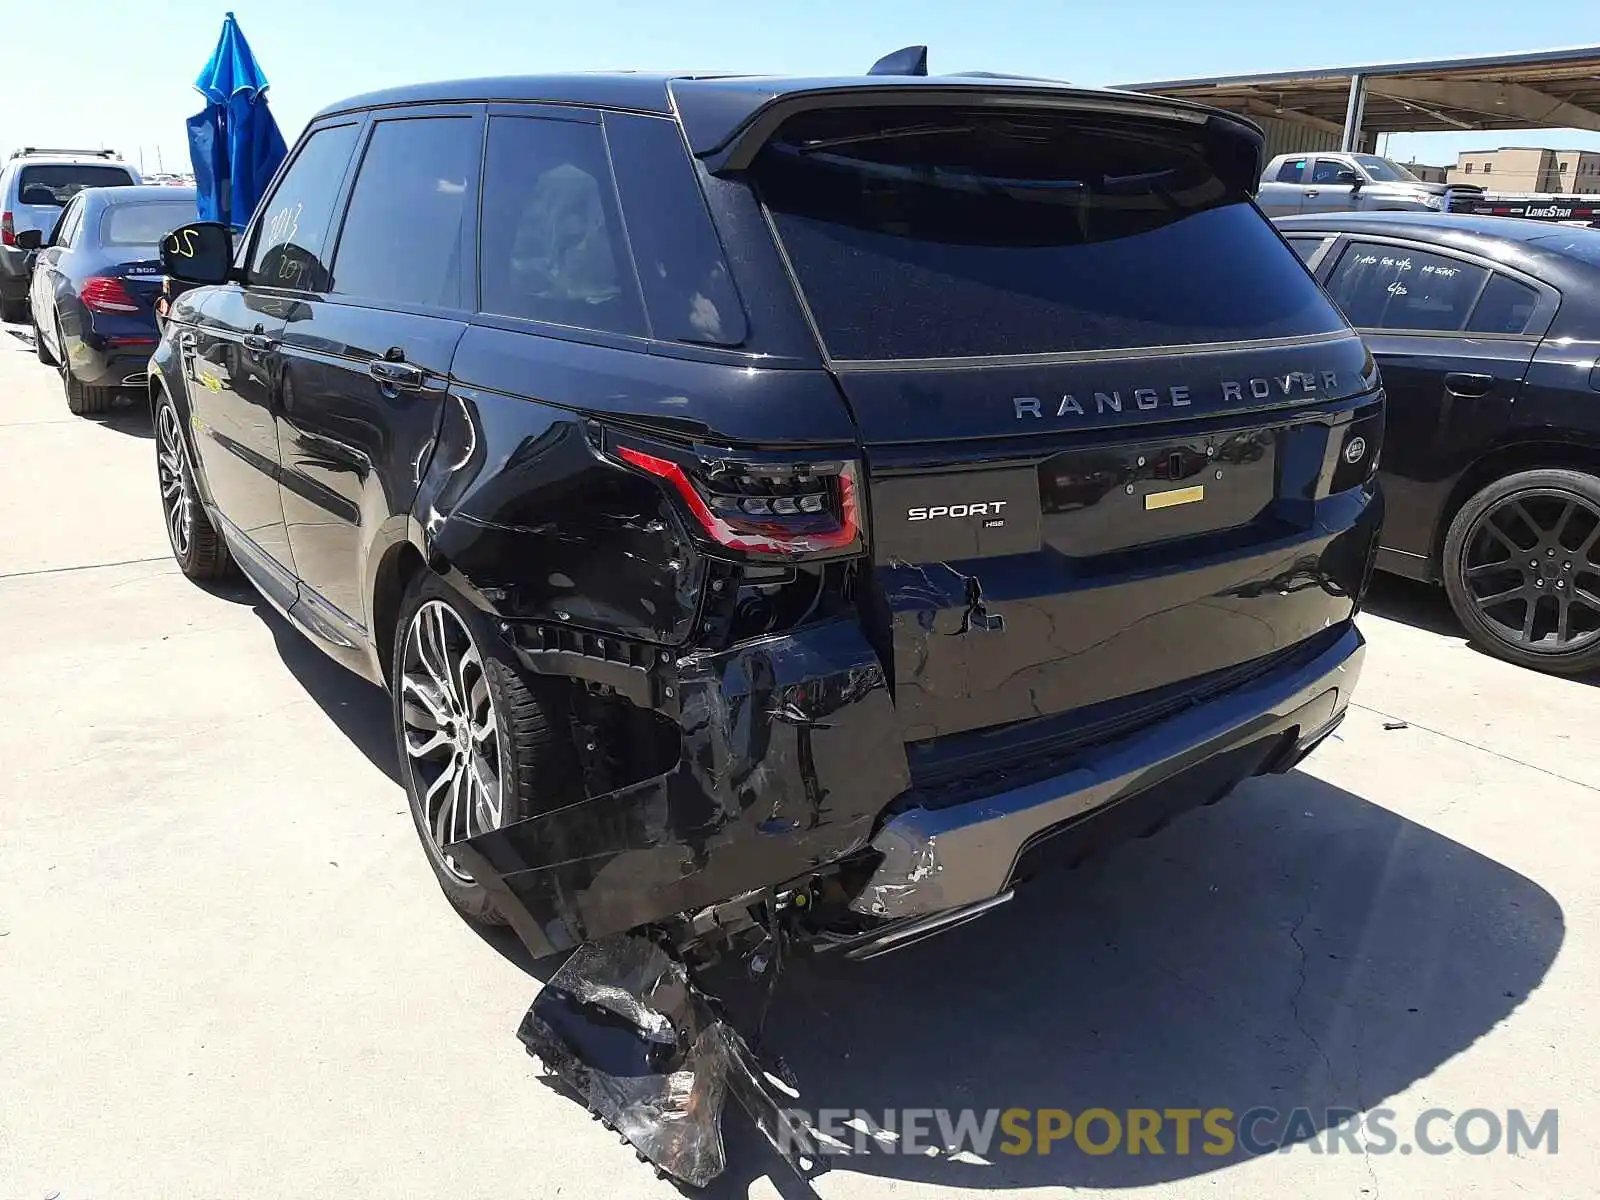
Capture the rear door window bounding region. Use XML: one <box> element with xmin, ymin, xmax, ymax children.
<box><xmin>1276</xmin><ymin>158</ymin><xmax>1308</xmax><ymax>183</ymax></box>
<box><xmin>478</xmin><ymin>114</ymin><xmax>646</xmax><ymax>337</ymax></box>
<box><xmin>1325</xmin><ymin>242</ymin><xmax>1489</xmax><ymax>331</ymax></box>
<box><xmin>753</xmin><ymin>106</ymin><xmax>1347</xmax><ymax>361</ymax></box>
<box><xmin>247</xmin><ymin>122</ymin><xmax>362</xmax><ymax>292</ymax></box>
<box><xmin>17</xmin><ymin>164</ymin><xmax>134</xmax><ymax>206</ymax></box>
<box><xmin>54</xmin><ymin>197</ymin><xmax>85</xmax><ymax>247</ymax></box>
<box><xmin>331</xmin><ymin>114</ymin><xmax>480</xmax><ymax>309</ymax></box>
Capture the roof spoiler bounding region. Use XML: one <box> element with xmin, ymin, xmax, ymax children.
<box><xmin>672</xmin><ymin>79</ymin><xmax>1262</xmax><ymax>181</ymax></box>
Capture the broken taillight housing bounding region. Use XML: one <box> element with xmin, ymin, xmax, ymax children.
<box><xmin>615</xmin><ymin>444</ymin><xmax>862</xmax><ymax>558</ymax></box>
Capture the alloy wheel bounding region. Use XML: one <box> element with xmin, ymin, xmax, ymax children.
<box><xmin>156</xmin><ymin>403</ymin><xmax>194</xmax><ymax>559</ymax></box>
<box><xmin>1460</xmin><ymin>488</ymin><xmax>1600</xmax><ymax>654</ymax></box>
<box><xmin>400</xmin><ymin>600</ymin><xmax>506</xmax><ymax>879</ymax></box>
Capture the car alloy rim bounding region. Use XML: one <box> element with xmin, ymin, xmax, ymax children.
<box><xmin>1462</xmin><ymin>488</ymin><xmax>1600</xmax><ymax>653</ymax></box>
<box><xmin>400</xmin><ymin>600</ymin><xmax>506</xmax><ymax>880</ymax></box>
<box><xmin>156</xmin><ymin>403</ymin><xmax>193</xmax><ymax>559</ymax></box>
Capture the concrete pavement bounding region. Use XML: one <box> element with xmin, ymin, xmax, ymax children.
<box><xmin>1</xmin><ymin>322</ymin><xmax>1595</xmax><ymax>1199</ymax></box>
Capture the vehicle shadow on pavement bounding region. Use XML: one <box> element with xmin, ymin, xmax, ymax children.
<box><xmin>704</xmin><ymin>772</ymin><xmax>1563</xmax><ymax>1196</ymax></box>
<box><xmin>1364</xmin><ymin>573</ymin><xmax>1600</xmax><ymax>685</ymax></box>
<box><xmin>223</xmin><ymin>582</ymin><xmax>1565</xmax><ymax>1194</ymax></box>
<box><xmin>87</xmin><ymin>400</ymin><xmax>156</xmax><ymax>440</ymax></box>
<box><xmin>218</xmin><ymin>585</ymin><xmax>402</xmax><ymax>785</ymax></box>
<box><xmin>1363</xmin><ymin>574</ymin><xmax>1464</xmax><ymax>639</ymax></box>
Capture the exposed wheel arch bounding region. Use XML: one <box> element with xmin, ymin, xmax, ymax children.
<box><xmin>1431</xmin><ymin>439</ymin><xmax>1600</xmax><ymax>576</ymax></box>
<box><xmin>371</xmin><ymin>540</ymin><xmax>430</xmax><ymax>689</ymax></box>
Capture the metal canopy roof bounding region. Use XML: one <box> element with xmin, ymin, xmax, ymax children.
<box><xmin>1123</xmin><ymin>45</ymin><xmax>1600</xmax><ymax>136</ymax></box>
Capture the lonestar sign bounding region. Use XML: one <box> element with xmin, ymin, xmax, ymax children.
<box><xmin>1013</xmin><ymin>371</ymin><xmax>1343</xmax><ymax>421</ymax></box>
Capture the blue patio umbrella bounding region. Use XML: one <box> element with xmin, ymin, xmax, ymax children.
<box><xmin>186</xmin><ymin>11</ymin><xmax>287</xmax><ymax>229</ymax></box>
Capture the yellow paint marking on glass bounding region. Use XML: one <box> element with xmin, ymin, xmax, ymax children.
<box><xmin>1144</xmin><ymin>484</ymin><xmax>1206</xmax><ymax>511</ymax></box>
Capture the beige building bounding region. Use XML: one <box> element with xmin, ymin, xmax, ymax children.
<box><xmin>1447</xmin><ymin>147</ymin><xmax>1600</xmax><ymax>193</ymax></box>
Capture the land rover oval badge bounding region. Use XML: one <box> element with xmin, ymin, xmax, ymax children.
<box><xmin>1344</xmin><ymin>436</ymin><xmax>1367</xmax><ymax>465</ymax></box>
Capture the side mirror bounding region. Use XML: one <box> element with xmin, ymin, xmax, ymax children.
<box><xmin>1335</xmin><ymin>170</ymin><xmax>1362</xmax><ymax>188</ymax></box>
<box><xmin>161</xmin><ymin>221</ymin><xmax>234</xmax><ymax>285</ymax></box>
<box><xmin>14</xmin><ymin>229</ymin><xmax>42</xmax><ymax>251</ymax></box>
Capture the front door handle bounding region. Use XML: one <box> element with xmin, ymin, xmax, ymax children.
<box><xmin>242</xmin><ymin>333</ymin><xmax>277</xmax><ymax>353</ymax></box>
<box><xmin>1305</xmin><ymin>188</ymin><xmax>1320</xmax><ymax>197</ymax></box>
<box><xmin>177</xmin><ymin>330</ymin><xmax>198</xmax><ymax>349</ymax></box>
<box><xmin>1444</xmin><ymin>372</ymin><xmax>1494</xmax><ymax>398</ymax></box>
<box><xmin>369</xmin><ymin>359</ymin><xmax>425</xmax><ymax>390</ymax></box>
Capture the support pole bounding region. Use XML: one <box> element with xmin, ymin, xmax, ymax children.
<box><xmin>1341</xmin><ymin>73</ymin><xmax>1368</xmax><ymax>152</ymax></box>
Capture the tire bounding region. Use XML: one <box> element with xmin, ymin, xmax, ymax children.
<box><xmin>155</xmin><ymin>389</ymin><xmax>235</xmax><ymax>581</ymax></box>
<box><xmin>391</xmin><ymin>572</ymin><xmax>582</xmax><ymax>924</ymax></box>
<box><xmin>1442</xmin><ymin>468</ymin><xmax>1600</xmax><ymax>674</ymax></box>
<box><xmin>57</xmin><ymin>320</ymin><xmax>114</xmax><ymax>415</ymax></box>
<box><xmin>32</xmin><ymin>318</ymin><xmax>56</xmax><ymax>366</ymax></box>
<box><xmin>0</xmin><ymin>294</ymin><xmax>25</xmax><ymax>324</ymax></box>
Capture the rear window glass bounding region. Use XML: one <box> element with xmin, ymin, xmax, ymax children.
<box><xmin>754</xmin><ymin>108</ymin><xmax>1347</xmax><ymax>361</ymax></box>
<box><xmin>100</xmin><ymin>203</ymin><xmax>193</xmax><ymax>248</ymax></box>
<box><xmin>17</xmin><ymin>164</ymin><xmax>135</xmax><ymax>206</ymax></box>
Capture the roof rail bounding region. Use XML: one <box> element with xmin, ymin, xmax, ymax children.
<box><xmin>952</xmin><ymin>70</ymin><xmax>1071</xmax><ymax>83</ymax></box>
<box><xmin>11</xmin><ymin>147</ymin><xmax>120</xmax><ymax>160</ymax></box>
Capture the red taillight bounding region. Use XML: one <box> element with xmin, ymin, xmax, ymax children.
<box><xmin>616</xmin><ymin>445</ymin><xmax>862</xmax><ymax>557</ymax></box>
<box><xmin>81</xmin><ymin>276</ymin><xmax>141</xmax><ymax>314</ymax></box>
<box><xmin>105</xmin><ymin>336</ymin><xmax>156</xmax><ymax>347</ymax></box>
<box><xmin>1</xmin><ymin>211</ymin><xmax>13</xmax><ymax>247</ymax></box>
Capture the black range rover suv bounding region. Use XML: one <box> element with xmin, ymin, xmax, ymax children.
<box><xmin>152</xmin><ymin>70</ymin><xmax>1383</xmax><ymax>966</ymax></box>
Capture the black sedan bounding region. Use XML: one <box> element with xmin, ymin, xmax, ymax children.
<box><xmin>1277</xmin><ymin>211</ymin><xmax>1600</xmax><ymax>674</ymax></box>
<box><xmin>22</xmin><ymin>185</ymin><xmax>197</xmax><ymax>415</ymax></box>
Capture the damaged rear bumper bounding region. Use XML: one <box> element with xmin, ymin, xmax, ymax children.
<box><xmin>447</xmin><ymin>617</ymin><xmax>912</xmax><ymax>959</ymax></box>
<box><xmin>452</xmin><ymin>613</ymin><xmax>1362</xmax><ymax>961</ymax></box>
<box><xmin>852</xmin><ymin>622</ymin><xmax>1364</xmax><ymax>920</ymax></box>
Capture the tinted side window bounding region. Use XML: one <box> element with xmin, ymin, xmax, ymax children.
<box><xmin>331</xmin><ymin>115</ymin><xmax>479</xmax><ymax>308</ymax></box>
<box><xmin>1286</xmin><ymin>237</ymin><xmax>1325</xmax><ymax>265</ymax></box>
<box><xmin>1326</xmin><ymin>243</ymin><xmax>1489</xmax><ymax>331</ymax></box>
<box><xmin>604</xmin><ymin>113</ymin><xmax>746</xmax><ymax>345</ymax></box>
<box><xmin>247</xmin><ymin>122</ymin><xmax>361</xmax><ymax>291</ymax></box>
<box><xmin>55</xmin><ymin>199</ymin><xmax>84</xmax><ymax>247</ymax></box>
<box><xmin>1311</xmin><ymin>159</ymin><xmax>1351</xmax><ymax>184</ymax></box>
<box><xmin>1276</xmin><ymin>158</ymin><xmax>1308</xmax><ymax>184</ymax></box>
<box><xmin>1466</xmin><ymin>274</ymin><xmax>1541</xmax><ymax>334</ymax></box>
<box><xmin>479</xmin><ymin>115</ymin><xmax>646</xmax><ymax>337</ymax></box>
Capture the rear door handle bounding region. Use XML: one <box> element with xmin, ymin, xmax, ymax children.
<box><xmin>1444</xmin><ymin>372</ymin><xmax>1494</xmax><ymax>398</ymax></box>
<box><xmin>242</xmin><ymin>333</ymin><xmax>277</xmax><ymax>353</ymax></box>
<box><xmin>177</xmin><ymin>331</ymin><xmax>197</xmax><ymax>349</ymax></box>
<box><xmin>369</xmin><ymin>359</ymin><xmax>425</xmax><ymax>390</ymax></box>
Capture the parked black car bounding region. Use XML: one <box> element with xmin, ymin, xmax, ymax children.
<box><xmin>150</xmin><ymin>73</ymin><xmax>1380</xmax><ymax>1167</ymax></box>
<box><xmin>21</xmin><ymin>185</ymin><xmax>197</xmax><ymax>414</ymax></box>
<box><xmin>1278</xmin><ymin>212</ymin><xmax>1600</xmax><ymax>674</ymax></box>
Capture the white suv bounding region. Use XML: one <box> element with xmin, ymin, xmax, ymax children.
<box><xmin>0</xmin><ymin>148</ymin><xmax>140</xmax><ymax>321</ymax></box>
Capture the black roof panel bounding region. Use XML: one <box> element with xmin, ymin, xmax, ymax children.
<box><xmin>312</xmin><ymin>72</ymin><xmax>1251</xmax><ymax>164</ymax></box>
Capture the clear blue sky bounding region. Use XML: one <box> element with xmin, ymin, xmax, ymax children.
<box><xmin>6</xmin><ymin>0</ymin><xmax>1600</xmax><ymax>170</ymax></box>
